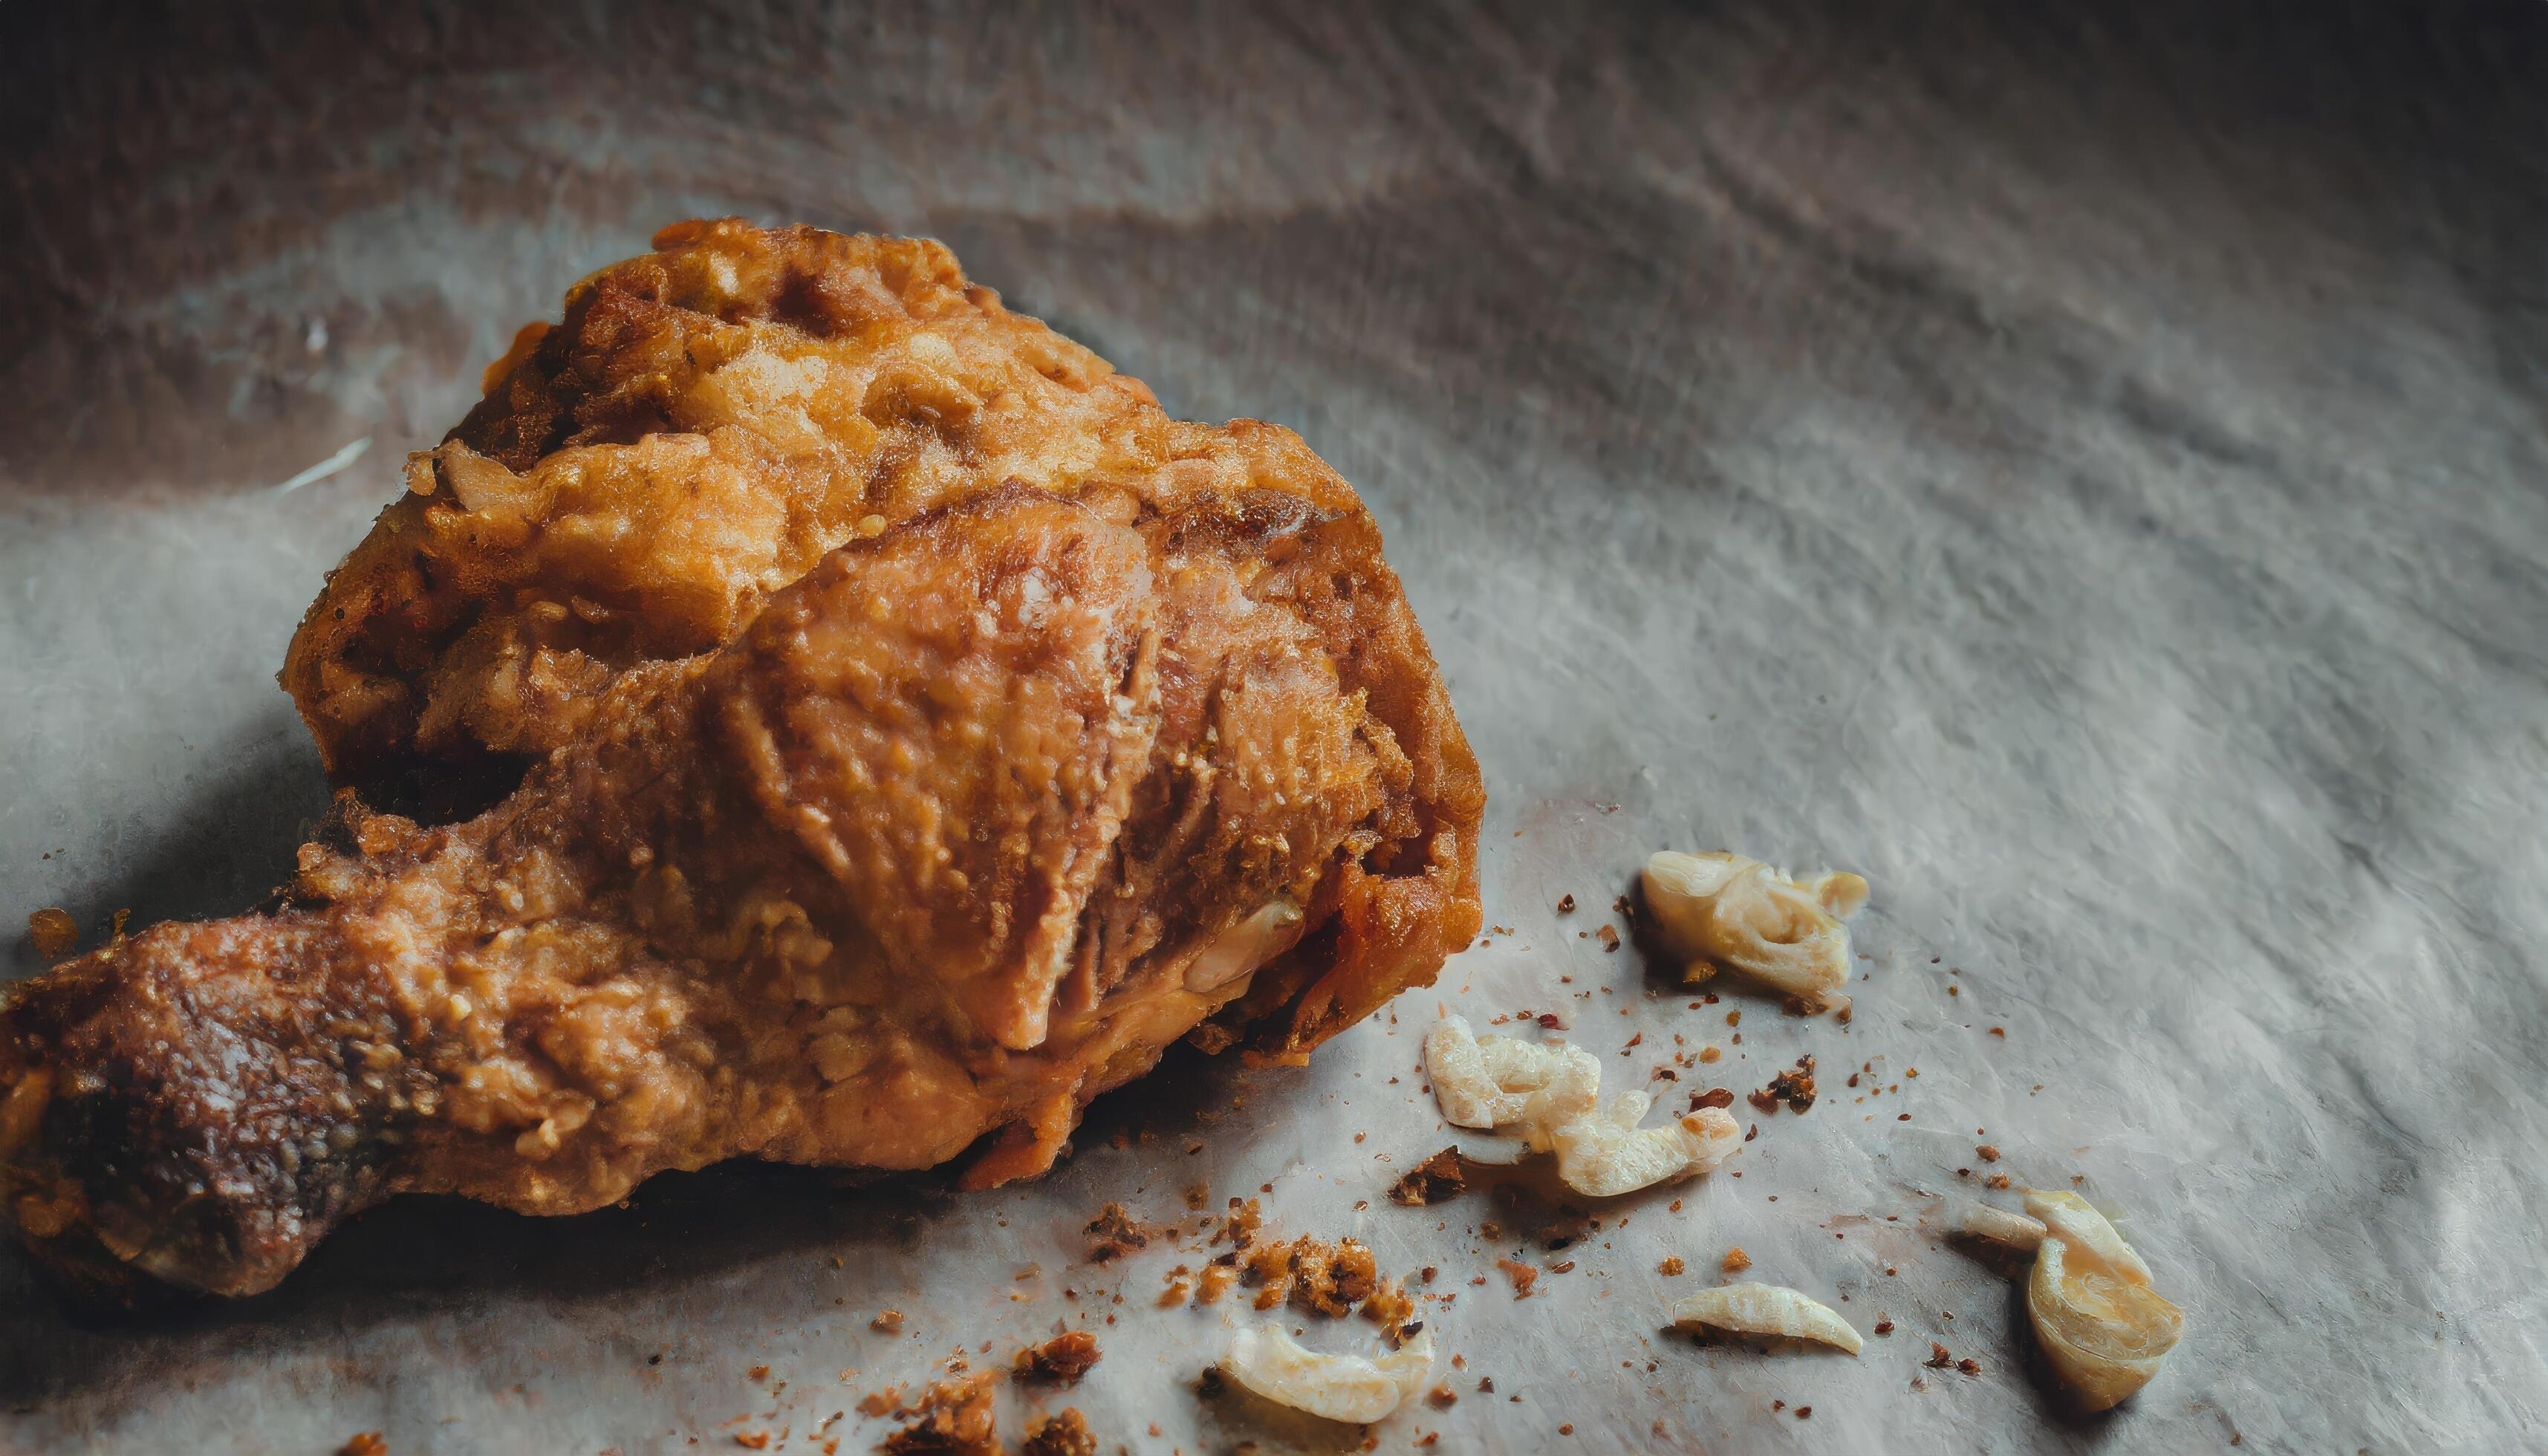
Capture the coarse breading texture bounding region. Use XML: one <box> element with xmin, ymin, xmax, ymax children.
<box><xmin>1</xmin><ymin>482</ymin><xmax>1482</xmax><ymax>1299</ymax></box>
<box><xmin>285</xmin><ymin>218</ymin><xmax>1388</xmax><ymax>807</ymax></box>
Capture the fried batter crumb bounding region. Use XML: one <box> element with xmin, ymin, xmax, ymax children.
<box><xmin>339</xmin><ymin>1436</ymin><xmax>387</xmax><ymax>1456</ymax></box>
<box><xmin>1288</xmin><ymin>1236</ymin><xmax>1378</xmax><ymax>1316</ymax></box>
<box><xmin>1976</xmin><ymin>1145</ymin><xmax>2001</xmax><ymax>1162</ymax></box>
<box><xmin>1721</xmin><ymin>1248</ymin><xmax>1751</xmax><ymax>1273</ymax></box>
<box><xmin>1388</xmin><ymin>1148</ymin><xmax>1467</xmax><ymax>1206</ymax></box>
<box><xmin>1765</xmin><ymin>1057</ymin><xmax>1817</xmax><ymax>1113</ymax></box>
<box><xmin>1216</xmin><ymin>1197</ymin><xmax>1264</xmax><ymax>1249</ymax></box>
<box><xmin>1196</xmin><ymin>1264</ymin><xmax>1238</xmax><ymax>1304</ymax></box>
<box><xmin>25</xmin><ymin>908</ymin><xmax>77</xmax><ymax>960</ymax></box>
<box><xmin>882</xmin><ymin>1373</ymin><xmax>1001</xmax><ymax>1455</ymax></box>
<box><xmin>1085</xmin><ymin>1204</ymin><xmax>1151</xmax><ymax>1263</ymax></box>
<box><xmin>1657</xmin><ymin>1257</ymin><xmax>1686</xmax><ymax>1277</ymax></box>
<box><xmin>1013</xmin><ymin>1330</ymin><xmax>1102</xmax><ymax>1385</ymax></box>
<box><xmin>1428</xmin><ymin>1383</ymin><xmax>1459</xmax><ymax>1408</ymax></box>
<box><xmin>1019</xmin><ymin>1408</ymin><xmax>1096</xmax><ymax>1456</ymax></box>
<box><xmin>872</xmin><ymin>1310</ymin><xmax>905</xmax><ymax>1335</ymax></box>
<box><xmin>857</xmin><ymin>1386</ymin><xmax>903</xmax><ymax>1417</ymax></box>
<box><xmin>1495</xmin><ymin>1258</ymin><xmax>1538</xmax><ymax>1298</ymax></box>
<box><xmin>1362</xmin><ymin>1278</ymin><xmax>1416</xmax><ymax>1333</ymax></box>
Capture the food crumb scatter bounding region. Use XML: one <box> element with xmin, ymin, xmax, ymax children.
<box><xmin>1722</xmin><ymin>1248</ymin><xmax>1751</xmax><ymax>1273</ymax></box>
<box><xmin>1085</xmin><ymin>1203</ymin><xmax>1150</xmax><ymax>1262</ymax></box>
<box><xmin>1658</xmin><ymin>1257</ymin><xmax>1686</xmax><ymax>1276</ymax></box>
<box><xmin>1388</xmin><ymin>1148</ymin><xmax>1468</xmax><ymax>1206</ymax></box>
<box><xmin>1018</xmin><ymin>1408</ymin><xmax>1096</xmax><ymax>1456</ymax></box>
<box><xmin>1013</xmin><ymin>1330</ymin><xmax>1102</xmax><ymax>1385</ymax></box>
<box><xmin>1496</xmin><ymin>1258</ymin><xmax>1538</xmax><ymax>1297</ymax></box>
<box><xmin>871</xmin><ymin>1310</ymin><xmax>904</xmax><ymax>1334</ymax></box>
<box><xmin>881</xmin><ymin>1372</ymin><xmax>1001</xmax><ymax>1455</ymax></box>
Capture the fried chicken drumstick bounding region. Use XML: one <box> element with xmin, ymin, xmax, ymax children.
<box><xmin>0</xmin><ymin>225</ymin><xmax>1482</xmax><ymax>1300</ymax></box>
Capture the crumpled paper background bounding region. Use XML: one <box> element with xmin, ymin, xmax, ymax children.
<box><xmin>4</xmin><ymin>2</ymin><xmax>2544</xmax><ymax>1451</ymax></box>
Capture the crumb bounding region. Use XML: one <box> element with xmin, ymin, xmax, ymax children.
<box><xmin>1927</xmin><ymin>1343</ymin><xmax>1954</xmax><ymax>1369</ymax></box>
<box><xmin>1746</xmin><ymin>1087</ymin><xmax>1780</xmax><ymax>1114</ymax></box>
<box><xmin>1989</xmin><ymin>1026</ymin><xmax>2006</xmax><ymax>1038</ymax></box>
<box><xmin>872</xmin><ymin>1310</ymin><xmax>905</xmax><ymax>1335</ymax></box>
<box><xmin>1657</xmin><ymin>1257</ymin><xmax>1685</xmax><ymax>1277</ymax></box>
<box><xmin>1873</xmin><ymin>1319</ymin><xmax>1894</xmax><ymax>1335</ymax></box>
<box><xmin>339</xmin><ymin>1437</ymin><xmax>387</xmax><ymax>1456</ymax></box>
<box><xmin>1184</xmin><ymin>1183</ymin><xmax>1210</xmax><ymax>1210</ymax></box>
<box><xmin>1764</xmin><ymin>1057</ymin><xmax>1816</xmax><ymax>1113</ymax></box>
<box><xmin>1428</xmin><ymin>1383</ymin><xmax>1459</xmax><ymax>1408</ymax></box>
<box><xmin>1019</xmin><ymin>1408</ymin><xmax>1096</xmax><ymax>1456</ymax></box>
<box><xmin>1986</xmin><ymin>1174</ymin><xmax>2011</xmax><ymax>1190</ymax></box>
<box><xmin>1196</xmin><ymin>1264</ymin><xmax>1237</xmax><ymax>1304</ymax></box>
<box><xmin>1420</xmin><ymin>1266</ymin><xmax>1439</xmax><ymax>1284</ymax></box>
<box><xmin>1559</xmin><ymin>1424</ymin><xmax>1574</xmax><ymax>1435</ymax></box>
<box><xmin>1795</xmin><ymin>1405</ymin><xmax>1812</xmax><ymax>1420</ymax></box>
<box><xmin>857</xmin><ymin>1387</ymin><xmax>902</xmax><ymax>1417</ymax></box>
<box><xmin>25</xmin><ymin>908</ymin><xmax>76</xmax><ymax>959</ymax></box>
<box><xmin>1479</xmin><ymin>1377</ymin><xmax>1496</xmax><ymax>1392</ymax></box>
<box><xmin>1596</xmin><ymin>926</ymin><xmax>1621</xmax><ymax>952</ymax></box>
<box><xmin>1721</xmin><ymin>1248</ymin><xmax>1750</xmax><ymax>1273</ymax></box>
<box><xmin>1013</xmin><ymin>1331</ymin><xmax>1102</xmax><ymax>1385</ymax></box>
<box><xmin>1085</xmin><ymin>1203</ymin><xmax>1149</xmax><ymax>1263</ymax></box>
<box><xmin>1496</xmin><ymin>1258</ymin><xmax>1538</xmax><ymax>1298</ymax></box>
<box><xmin>1195</xmin><ymin>1366</ymin><xmax>1226</xmax><ymax>1398</ymax></box>
<box><xmin>1215</xmin><ymin>1198</ymin><xmax>1264</xmax><ymax>1249</ymax></box>
<box><xmin>1362</xmin><ymin>1278</ymin><xmax>1417</xmax><ymax>1333</ymax></box>
<box><xmin>735</xmin><ymin>1436</ymin><xmax>770</xmax><ymax>1452</ymax></box>
<box><xmin>1977</xmin><ymin>1145</ymin><xmax>2001</xmax><ymax>1162</ymax></box>
<box><xmin>1691</xmin><ymin>1088</ymin><xmax>1734</xmax><ymax>1111</ymax></box>
<box><xmin>1698</xmin><ymin>1046</ymin><xmax>1721</xmax><ymax>1064</ymax></box>
<box><xmin>748</xmin><ymin>1365</ymin><xmax>770</xmax><ymax>1380</ymax></box>
<box><xmin>882</xmin><ymin>1372</ymin><xmax>1001</xmax><ymax>1455</ymax></box>
<box><xmin>1557</xmin><ymin>894</ymin><xmax>1576</xmax><ymax>913</ymax></box>
<box><xmin>1389</xmin><ymin>1148</ymin><xmax>1467</xmax><ymax>1206</ymax></box>
<box><xmin>1159</xmin><ymin>1278</ymin><xmax>1189</xmax><ymax>1308</ymax></box>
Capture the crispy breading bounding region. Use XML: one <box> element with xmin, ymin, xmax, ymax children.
<box><xmin>3</xmin><ymin>478</ymin><xmax>1479</xmax><ymax>1298</ymax></box>
<box><xmin>281</xmin><ymin>219</ymin><xmax>1479</xmax><ymax>1059</ymax></box>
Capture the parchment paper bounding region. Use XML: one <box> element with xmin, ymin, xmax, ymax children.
<box><xmin>4</xmin><ymin>3</ymin><xmax>2544</xmax><ymax>1451</ymax></box>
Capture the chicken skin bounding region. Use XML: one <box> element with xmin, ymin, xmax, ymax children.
<box><xmin>1</xmin><ymin>483</ymin><xmax>1481</xmax><ymax>1299</ymax></box>
<box><xmin>282</xmin><ymin>218</ymin><xmax>1410</xmax><ymax>815</ymax></box>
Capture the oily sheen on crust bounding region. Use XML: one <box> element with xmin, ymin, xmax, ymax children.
<box><xmin>2</xmin><ymin>226</ymin><xmax>1482</xmax><ymax>1300</ymax></box>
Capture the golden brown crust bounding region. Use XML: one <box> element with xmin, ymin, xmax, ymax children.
<box><xmin>10</xmin><ymin>224</ymin><xmax>1480</xmax><ymax>1300</ymax></box>
<box><xmin>7</xmin><ymin>481</ymin><xmax>1479</xmax><ymax>1299</ymax></box>
<box><xmin>279</xmin><ymin>218</ymin><xmax>1480</xmax><ymax>1051</ymax></box>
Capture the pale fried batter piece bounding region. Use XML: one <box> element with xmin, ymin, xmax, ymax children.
<box><xmin>1</xmin><ymin>487</ymin><xmax>1480</xmax><ymax>1299</ymax></box>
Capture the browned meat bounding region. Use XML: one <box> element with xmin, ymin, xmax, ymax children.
<box><xmin>1</xmin><ymin>481</ymin><xmax>1481</xmax><ymax>1299</ymax></box>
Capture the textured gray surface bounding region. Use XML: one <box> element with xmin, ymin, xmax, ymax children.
<box><xmin>4</xmin><ymin>2</ymin><xmax>2547</xmax><ymax>1452</ymax></box>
